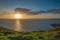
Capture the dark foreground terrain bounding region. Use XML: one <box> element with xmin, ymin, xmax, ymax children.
<box><xmin>0</xmin><ymin>27</ymin><xmax>60</xmax><ymax>40</ymax></box>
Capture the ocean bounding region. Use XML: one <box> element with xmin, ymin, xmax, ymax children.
<box><xmin>0</xmin><ymin>19</ymin><xmax>60</xmax><ymax>32</ymax></box>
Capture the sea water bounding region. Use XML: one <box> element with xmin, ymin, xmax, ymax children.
<box><xmin>0</xmin><ymin>19</ymin><xmax>60</xmax><ymax>32</ymax></box>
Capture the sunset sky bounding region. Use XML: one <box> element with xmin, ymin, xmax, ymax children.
<box><xmin>0</xmin><ymin>0</ymin><xmax>60</xmax><ymax>19</ymax></box>
<box><xmin>0</xmin><ymin>0</ymin><xmax>60</xmax><ymax>11</ymax></box>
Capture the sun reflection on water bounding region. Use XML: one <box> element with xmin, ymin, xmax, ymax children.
<box><xmin>14</xmin><ymin>19</ymin><xmax>22</xmax><ymax>32</ymax></box>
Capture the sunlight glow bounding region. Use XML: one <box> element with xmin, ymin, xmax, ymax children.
<box><xmin>15</xmin><ymin>14</ymin><xmax>22</xmax><ymax>19</ymax></box>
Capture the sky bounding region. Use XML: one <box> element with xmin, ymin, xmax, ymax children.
<box><xmin>0</xmin><ymin>0</ymin><xmax>60</xmax><ymax>12</ymax></box>
<box><xmin>0</xmin><ymin>0</ymin><xmax>60</xmax><ymax>32</ymax></box>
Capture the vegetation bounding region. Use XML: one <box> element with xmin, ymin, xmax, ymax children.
<box><xmin>0</xmin><ymin>27</ymin><xmax>60</xmax><ymax>40</ymax></box>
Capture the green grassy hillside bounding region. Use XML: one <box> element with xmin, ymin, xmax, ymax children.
<box><xmin>0</xmin><ymin>27</ymin><xmax>60</xmax><ymax>40</ymax></box>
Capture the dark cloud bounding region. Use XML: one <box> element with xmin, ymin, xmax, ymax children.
<box><xmin>1</xmin><ymin>8</ymin><xmax>60</xmax><ymax>15</ymax></box>
<box><xmin>14</xmin><ymin>8</ymin><xmax>46</xmax><ymax>15</ymax></box>
<box><xmin>47</xmin><ymin>9</ymin><xmax>60</xmax><ymax>13</ymax></box>
<box><xmin>14</xmin><ymin>8</ymin><xmax>60</xmax><ymax>15</ymax></box>
<box><xmin>15</xmin><ymin>8</ymin><xmax>31</xmax><ymax>14</ymax></box>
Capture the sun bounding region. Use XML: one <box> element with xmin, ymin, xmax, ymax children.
<box><xmin>15</xmin><ymin>14</ymin><xmax>22</xmax><ymax>19</ymax></box>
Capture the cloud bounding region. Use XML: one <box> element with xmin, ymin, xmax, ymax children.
<box><xmin>47</xmin><ymin>9</ymin><xmax>60</xmax><ymax>13</ymax></box>
<box><xmin>1</xmin><ymin>8</ymin><xmax>60</xmax><ymax>15</ymax></box>
<box><xmin>15</xmin><ymin>8</ymin><xmax>31</xmax><ymax>14</ymax></box>
<box><xmin>14</xmin><ymin>8</ymin><xmax>47</xmax><ymax>15</ymax></box>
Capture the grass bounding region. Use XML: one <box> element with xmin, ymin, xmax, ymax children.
<box><xmin>0</xmin><ymin>27</ymin><xmax>60</xmax><ymax>40</ymax></box>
